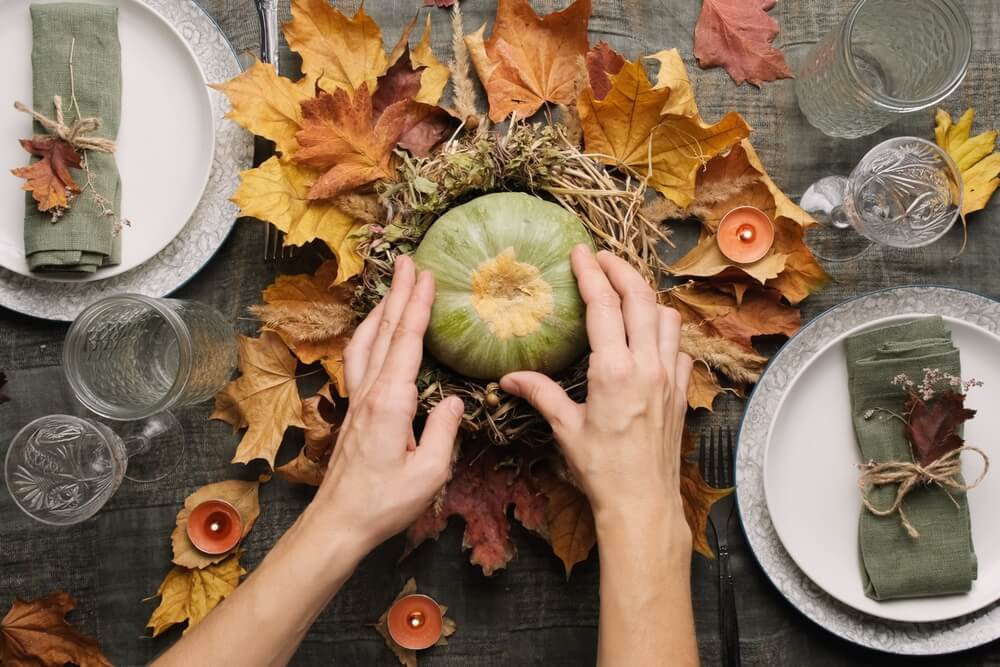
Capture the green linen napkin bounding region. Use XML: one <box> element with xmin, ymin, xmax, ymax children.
<box><xmin>24</xmin><ymin>3</ymin><xmax>121</xmax><ymax>272</ymax></box>
<box><xmin>846</xmin><ymin>317</ymin><xmax>977</xmax><ymax>601</ymax></box>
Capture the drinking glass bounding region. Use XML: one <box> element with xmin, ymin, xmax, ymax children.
<box><xmin>4</xmin><ymin>413</ymin><xmax>183</xmax><ymax>525</ymax></box>
<box><xmin>800</xmin><ymin>137</ymin><xmax>962</xmax><ymax>260</ymax></box>
<box><xmin>63</xmin><ymin>294</ymin><xmax>237</xmax><ymax>480</ymax></box>
<box><xmin>793</xmin><ymin>0</ymin><xmax>971</xmax><ymax>138</ymax></box>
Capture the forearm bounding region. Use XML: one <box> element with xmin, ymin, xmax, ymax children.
<box><xmin>152</xmin><ymin>505</ymin><xmax>368</xmax><ymax>667</ymax></box>
<box><xmin>594</xmin><ymin>505</ymin><xmax>698</xmax><ymax>667</ymax></box>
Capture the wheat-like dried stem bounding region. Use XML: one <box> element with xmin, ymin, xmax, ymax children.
<box><xmin>449</xmin><ymin>2</ymin><xmax>479</xmax><ymax>121</ymax></box>
<box><xmin>680</xmin><ymin>323</ymin><xmax>765</xmax><ymax>384</ymax></box>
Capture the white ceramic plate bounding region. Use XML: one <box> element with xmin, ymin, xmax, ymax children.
<box><xmin>0</xmin><ymin>0</ymin><xmax>215</xmax><ymax>282</ymax></box>
<box><xmin>739</xmin><ymin>286</ymin><xmax>1000</xmax><ymax>654</ymax></box>
<box><xmin>764</xmin><ymin>314</ymin><xmax>1000</xmax><ymax>623</ymax></box>
<box><xmin>0</xmin><ymin>0</ymin><xmax>251</xmax><ymax>320</ymax></box>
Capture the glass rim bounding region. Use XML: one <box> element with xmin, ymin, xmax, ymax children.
<box><xmin>4</xmin><ymin>415</ymin><xmax>119</xmax><ymax>526</ymax></box>
<box><xmin>841</xmin><ymin>0</ymin><xmax>972</xmax><ymax>113</ymax></box>
<box><xmin>852</xmin><ymin>136</ymin><xmax>963</xmax><ymax>247</ymax></box>
<box><xmin>63</xmin><ymin>294</ymin><xmax>195</xmax><ymax>420</ymax></box>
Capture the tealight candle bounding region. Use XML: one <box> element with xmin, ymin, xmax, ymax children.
<box><xmin>716</xmin><ymin>206</ymin><xmax>775</xmax><ymax>264</ymax></box>
<box><xmin>186</xmin><ymin>499</ymin><xmax>243</xmax><ymax>555</ymax></box>
<box><xmin>387</xmin><ymin>594</ymin><xmax>444</xmax><ymax>650</ymax></box>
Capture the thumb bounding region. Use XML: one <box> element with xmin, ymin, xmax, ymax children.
<box><xmin>416</xmin><ymin>395</ymin><xmax>463</xmax><ymax>474</ymax></box>
<box><xmin>500</xmin><ymin>371</ymin><xmax>581</xmax><ymax>434</ymax></box>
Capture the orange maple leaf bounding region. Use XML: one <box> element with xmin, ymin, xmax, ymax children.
<box><xmin>11</xmin><ymin>138</ymin><xmax>82</xmax><ymax>212</ymax></box>
<box><xmin>0</xmin><ymin>590</ymin><xmax>111</xmax><ymax>667</ymax></box>
<box><xmin>465</xmin><ymin>0</ymin><xmax>591</xmax><ymax>122</ymax></box>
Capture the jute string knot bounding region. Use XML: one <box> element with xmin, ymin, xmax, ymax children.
<box><xmin>13</xmin><ymin>96</ymin><xmax>116</xmax><ymax>154</ymax></box>
<box><xmin>858</xmin><ymin>446</ymin><xmax>989</xmax><ymax>538</ymax></box>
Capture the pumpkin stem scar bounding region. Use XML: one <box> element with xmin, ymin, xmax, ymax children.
<box><xmin>470</xmin><ymin>247</ymin><xmax>554</xmax><ymax>340</ymax></box>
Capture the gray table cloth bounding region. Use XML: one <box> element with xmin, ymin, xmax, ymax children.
<box><xmin>2</xmin><ymin>0</ymin><xmax>1000</xmax><ymax>664</ymax></box>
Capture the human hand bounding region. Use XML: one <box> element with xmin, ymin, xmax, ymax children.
<box><xmin>500</xmin><ymin>246</ymin><xmax>692</xmax><ymax>535</ymax></box>
<box><xmin>310</xmin><ymin>256</ymin><xmax>463</xmax><ymax>553</ymax></box>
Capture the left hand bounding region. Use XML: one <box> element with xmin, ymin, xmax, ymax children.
<box><xmin>309</xmin><ymin>256</ymin><xmax>463</xmax><ymax>553</ymax></box>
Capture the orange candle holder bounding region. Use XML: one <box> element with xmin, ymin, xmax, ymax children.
<box><xmin>387</xmin><ymin>594</ymin><xmax>444</xmax><ymax>650</ymax></box>
<box><xmin>716</xmin><ymin>206</ymin><xmax>775</xmax><ymax>264</ymax></box>
<box><xmin>186</xmin><ymin>499</ymin><xmax>243</xmax><ymax>555</ymax></box>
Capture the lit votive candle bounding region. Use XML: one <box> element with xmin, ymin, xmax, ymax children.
<box><xmin>716</xmin><ymin>206</ymin><xmax>775</xmax><ymax>264</ymax></box>
<box><xmin>186</xmin><ymin>499</ymin><xmax>243</xmax><ymax>555</ymax></box>
<box><xmin>387</xmin><ymin>594</ymin><xmax>444</xmax><ymax>650</ymax></box>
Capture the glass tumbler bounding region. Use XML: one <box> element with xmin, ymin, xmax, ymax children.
<box><xmin>794</xmin><ymin>0</ymin><xmax>971</xmax><ymax>138</ymax></box>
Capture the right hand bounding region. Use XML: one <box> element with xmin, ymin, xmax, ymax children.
<box><xmin>500</xmin><ymin>246</ymin><xmax>692</xmax><ymax>534</ymax></box>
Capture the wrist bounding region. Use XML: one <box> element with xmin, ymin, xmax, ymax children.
<box><xmin>291</xmin><ymin>502</ymin><xmax>371</xmax><ymax>573</ymax></box>
<box><xmin>593</xmin><ymin>499</ymin><xmax>692</xmax><ymax>561</ymax></box>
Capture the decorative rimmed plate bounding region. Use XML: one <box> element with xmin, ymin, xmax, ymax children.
<box><xmin>739</xmin><ymin>286</ymin><xmax>1000</xmax><ymax>654</ymax></box>
<box><xmin>0</xmin><ymin>0</ymin><xmax>250</xmax><ymax>320</ymax></box>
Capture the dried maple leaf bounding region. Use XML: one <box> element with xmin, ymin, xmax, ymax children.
<box><xmin>693</xmin><ymin>0</ymin><xmax>792</xmax><ymax>87</ymax></box>
<box><xmin>404</xmin><ymin>444</ymin><xmax>548</xmax><ymax>575</ymax></box>
<box><xmin>465</xmin><ymin>0</ymin><xmax>591</xmax><ymax>122</ymax></box>
<box><xmin>146</xmin><ymin>553</ymin><xmax>245</xmax><ymax>637</ymax></box>
<box><xmin>0</xmin><ymin>371</ymin><xmax>8</xmax><ymax>404</ymax></box>
<box><xmin>687</xmin><ymin>361</ymin><xmax>724</xmax><ymax>411</ymax></box>
<box><xmin>231</xmin><ymin>157</ymin><xmax>366</xmax><ymax>282</ymax></box>
<box><xmin>0</xmin><ymin>590</ymin><xmax>111</xmax><ymax>667</ymax></box>
<box><xmin>375</xmin><ymin>579</ymin><xmax>456</xmax><ymax>667</ymax></box>
<box><xmin>934</xmin><ymin>108</ymin><xmax>1000</xmax><ymax>218</ymax></box>
<box><xmin>537</xmin><ymin>474</ymin><xmax>595</xmax><ymax>578</ymax></box>
<box><xmin>578</xmin><ymin>58</ymin><xmax>751</xmax><ymax>207</ymax></box>
<box><xmin>250</xmin><ymin>259</ymin><xmax>357</xmax><ymax>378</ymax></box>
<box><xmin>11</xmin><ymin>137</ymin><xmax>82</xmax><ymax>212</ymax></box>
<box><xmin>374</xmin><ymin>49</ymin><xmax>426</xmax><ymax>116</ymax></box>
<box><xmin>904</xmin><ymin>390</ymin><xmax>976</xmax><ymax>467</ymax></box>
<box><xmin>210</xmin><ymin>60</ymin><xmax>314</xmax><ymax>158</ymax></box>
<box><xmin>649</xmin><ymin>48</ymin><xmax>697</xmax><ymax>117</ymax></box>
<box><xmin>389</xmin><ymin>15</ymin><xmax>450</xmax><ymax>106</ymax></box>
<box><xmin>275</xmin><ymin>391</ymin><xmax>344</xmax><ymax>486</ymax></box>
<box><xmin>171</xmin><ymin>479</ymin><xmax>262</xmax><ymax>569</ymax></box>
<box><xmin>284</xmin><ymin>0</ymin><xmax>387</xmax><ymax>95</ymax></box>
<box><xmin>680</xmin><ymin>431</ymin><xmax>731</xmax><ymax>558</ymax></box>
<box><xmin>586</xmin><ymin>41</ymin><xmax>625</xmax><ymax>102</ymax></box>
<box><xmin>211</xmin><ymin>331</ymin><xmax>306</xmax><ymax>468</ymax></box>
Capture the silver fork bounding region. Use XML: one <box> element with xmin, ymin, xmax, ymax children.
<box><xmin>254</xmin><ymin>0</ymin><xmax>292</xmax><ymax>261</ymax></box>
<box><xmin>700</xmin><ymin>427</ymin><xmax>741</xmax><ymax>667</ymax></box>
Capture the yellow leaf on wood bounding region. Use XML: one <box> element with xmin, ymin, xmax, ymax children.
<box><xmin>0</xmin><ymin>590</ymin><xmax>111</xmax><ymax>667</ymax></box>
<box><xmin>171</xmin><ymin>479</ymin><xmax>261</xmax><ymax>569</ymax></box>
<box><xmin>934</xmin><ymin>108</ymin><xmax>1000</xmax><ymax>217</ymax></box>
<box><xmin>146</xmin><ymin>554</ymin><xmax>245</xmax><ymax>637</ymax></box>
<box><xmin>687</xmin><ymin>361</ymin><xmax>722</xmax><ymax>411</ymax></box>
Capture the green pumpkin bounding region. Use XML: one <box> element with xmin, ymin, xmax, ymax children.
<box><xmin>413</xmin><ymin>192</ymin><xmax>594</xmax><ymax>380</ymax></box>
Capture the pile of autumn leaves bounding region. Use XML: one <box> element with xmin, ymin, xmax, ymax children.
<box><xmin>144</xmin><ymin>0</ymin><xmax>828</xmax><ymax>637</ymax></box>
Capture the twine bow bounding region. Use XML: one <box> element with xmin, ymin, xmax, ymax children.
<box><xmin>13</xmin><ymin>96</ymin><xmax>115</xmax><ymax>154</ymax></box>
<box><xmin>858</xmin><ymin>446</ymin><xmax>989</xmax><ymax>538</ymax></box>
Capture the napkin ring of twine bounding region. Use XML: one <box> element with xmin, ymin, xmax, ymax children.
<box><xmin>13</xmin><ymin>97</ymin><xmax>115</xmax><ymax>155</ymax></box>
<box><xmin>858</xmin><ymin>446</ymin><xmax>989</xmax><ymax>538</ymax></box>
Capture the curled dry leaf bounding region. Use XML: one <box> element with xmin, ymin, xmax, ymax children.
<box><xmin>693</xmin><ymin>0</ymin><xmax>792</xmax><ymax>87</ymax></box>
<box><xmin>465</xmin><ymin>0</ymin><xmax>591</xmax><ymax>122</ymax></box>
<box><xmin>0</xmin><ymin>590</ymin><xmax>111</xmax><ymax>667</ymax></box>
<box><xmin>211</xmin><ymin>331</ymin><xmax>305</xmax><ymax>468</ymax></box>
<box><xmin>146</xmin><ymin>553</ymin><xmax>245</xmax><ymax>637</ymax></box>
<box><xmin>375</xmin><ymin>578</ymin><xmax>457</xmax><ymax>667</ymax></box>
<box><xmin>171</xmin><ymin>479</ymin><xmax>262</xmax><ymax>569</ymax></box>
<box><xmin>904</xmin><ymin>390</ymin><xmax>977</xmax><ymax>467</ymax></box>
<box><xmin>275</xmin><ymin>391</ymin><xmax>344</xmax><ymax>487</ymax></box>
<box><xmin>11</xmin><ymin>137</ymin><xmax>82</xmax><ymax>212</ymax></box>
<box><xmin>934</xmin><ymin>108</ymin><xmax>1000</xmax><ymax>218</ymax></box>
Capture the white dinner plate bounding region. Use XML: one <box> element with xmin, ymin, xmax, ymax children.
<box><xmin>0</xmin><ymin>0</ymin><xmax>215</xmax><ymax>282</ymax></box>
<box><xmin>0</xmin><ymin>0</ymin><xmax>251</xmax><ymax>320</ymax></box>
<box><xmin>739</xmin><ymin>286</ymin><xmax>1000</xmax><ymax>654</ymax></box>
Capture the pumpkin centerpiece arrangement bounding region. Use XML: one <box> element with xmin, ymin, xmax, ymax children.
<box><xmin>413</xmin><ymin>193</ymin><xmax>594</xmax><ymax>380</ymax></box>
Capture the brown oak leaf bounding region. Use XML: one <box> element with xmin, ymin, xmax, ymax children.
<box><xmin>11</xmin><ymin>138</ymin><xmax>82</xmax><ymax>212</ymax></box>
<box><xmin>465</xmin><ymin>0</ymin><xmax>591</xmax><ymax>122</ymax></box>
<box><xmin>171</xmin><ymin>479</ymin><xmax>262</xmax><ymax>569</ymax></box>
<box><xmin>0</xmin><ymin>591</ymin><xmax>111</xmax><ymax>667</ymax></box>
<box><xmin>146</xmin><ymin>554</ymin><xmax>245</xmax><ymax>637</ymax></box>
<box><xmin>374</xmin><ymin>578</ymin><xmax>456</xmax><ymax>667</ymax></box>
<box><xmin>693</xmin><ymin>0</ymin><xmax>793</xmax><ymax>87</ymax></box>
<box><xmin>211</xmin><ymin>331</ymin><xmax>305</xmax><ymax>467</ymax></box>
<box><xmin>404</xmin><ymin>444</ymin><xmax>548</xmax><ymax>575</ymax></box>
<box><xmin>904</xmin><ymin>390</ymin><xmax>977</xmax><ymax>467</ymax></box>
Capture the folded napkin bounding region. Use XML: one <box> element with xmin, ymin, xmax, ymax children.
<box><xmin>846</xmin><ymin>317</ymin><xmax>977</xmax><ymax>600</ymax></box>
<box><xmin>24</xmin><ymin>3</ymin><xmax>121</xmax><ymax>272</ymax></box>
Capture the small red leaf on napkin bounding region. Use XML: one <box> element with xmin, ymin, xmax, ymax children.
<box><xmin>693</xmin><ymin>0</ymin><xmax>792</xmax><ymax>87</ymax></box>
<box><xmin>904</xmin><ymin>389</ymin><xmax>976</xmax><ymax>467</ymax></box>
<box><xmin>11</xmin><ymin>137</ymin><xmax>83</xmax><ymax>212</ymax></box>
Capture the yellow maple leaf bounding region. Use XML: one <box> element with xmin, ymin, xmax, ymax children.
<box><xmin>284</xmin><ymin>0</ymin><xmax>387</xmax><ymax>95</ymax></box>
<box><xmin>648</xmin><ymin>48</ymin><xmax>697</xmax><ymax>118</ymax></box>
<box><xmin>210</xmin><ymin>60</ymin><xmax>314</xmax><ymax>158</ymax></box>
<box><xmin>171</xmin><ymin>480</ymin><xmax>262</xmax><ymax>570</ymax></box>
<box><xmin>211</xmin><ymin>331</ymin><xmax>306</xmax><ymax>467</ymax></box>
<box><xmin>934</xmin><ymin>107</ymin><xmax>1000</xmax><ymax>217</ymax></box>
<box><xmin>231</xmin><ymin>157</ymin><xmax>365</xmax><ymax>283</ymax></box>
<box><xmin>578</xmin><ymin>59</ymin><xmax>751</xmax><ymax>207</ymax></box>
<box><xmin>146</xmin><ymin>554</ymin><xmax>245</xmax><ymax>637</ymax></box>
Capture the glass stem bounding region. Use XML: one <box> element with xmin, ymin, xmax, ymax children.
<box><xmin>123</xmin><ymin>435</ymin><xmax>151</xmax><ymax>458</ymax></box>
<box><xmin>830</xmin><ymin>205</ymin><xmax>853</xmax><ymax>229</ymax></box>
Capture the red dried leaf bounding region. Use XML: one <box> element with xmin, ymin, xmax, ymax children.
<box><xmin>373</xmin><ymin>49</ymin><xmax>425</xmax><ymax>117</ymax></box>
<box><xmin>404</xmin><ymin>445</ymin><xmax>547</xmax><ymax>575</ymax></box>
<box><xmin>586</xmin><ymin>41</ymin><xmax>625</xmax><ymax>101</ymax></box>
<box><xmin>11</xmin><ymin>137</ymin><xmax>82</xmax><ymax>211</ymax></box>
<box><xmin>693</xmin><ymin>0</ymin><xmax>792</xmax><ymax>87</ymax></box>
<box><xmin>904</xmin><ymin>390</ymin><xmax>976</xmax><ymax>467</ymax></box>
<box><xmin>0</xmin><ymin>590</ymin><xmax>111</xmax><ymax>667</ymax></box>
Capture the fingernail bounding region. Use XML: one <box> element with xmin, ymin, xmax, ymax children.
<box><xmin>446</xmin><ymin>396</ymin><xmax>464</xmax><ymax>416</ymax></box>
<box><xmin>499</xmin><ymin>376</ymin><xmax>518</xmax><ymax>393</ymax></box>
